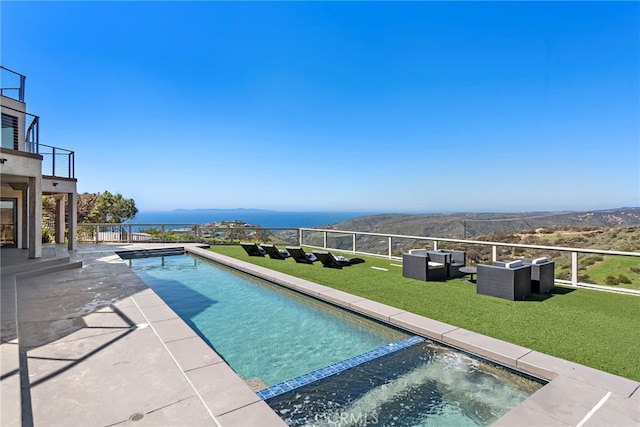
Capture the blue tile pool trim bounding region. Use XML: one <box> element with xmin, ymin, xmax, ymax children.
<box><xmin>256</xmin><ymin>335</ymin><xmax>425</xmax><ymax>400</ymax></box>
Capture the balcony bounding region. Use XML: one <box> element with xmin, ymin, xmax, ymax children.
<box><xmin>1</xmin><ymin>66</ymin><xmax>75</xmax><ymax>179</ymax></box>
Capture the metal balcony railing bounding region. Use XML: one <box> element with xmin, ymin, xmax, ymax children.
<box><xmin>0</xmin><ymin>69</ymin><xmax>76</xmax><ymax>179</ymax></box>
<box><xmin>0</xmin><ymin>66</ymin><xmax>26</xmax><ymax>102</ymax></box>
<box><xmin>22</xmin><ymin>113</ymin><xmax>75</xmax><ymax>179</ymax></box>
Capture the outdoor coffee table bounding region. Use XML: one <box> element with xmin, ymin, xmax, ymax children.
<box><xmin>459</xmin><ymin>266</ymin><xmax>477</xmax><ymax>282</ymax></box>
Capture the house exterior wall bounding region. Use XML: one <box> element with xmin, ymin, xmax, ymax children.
<box><xmin>1</xmin><ymin>96</ymin><xmax>26</xmax><ymax>151</ymax></box>
<box><xmin>1</xmin><ymin>67</ymin><xmax>79</xmax><ymax>257</ymax></box>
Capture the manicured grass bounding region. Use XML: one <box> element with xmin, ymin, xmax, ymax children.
<box><xmin>208</xmin><ymin>245</ymin><xmax>640</xmax><ymax>382</ymax></box>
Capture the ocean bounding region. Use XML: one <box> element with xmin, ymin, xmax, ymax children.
<box><xmin>130</xmin><ymin>209</ymin><xmax>379</xmax><ymax>228</ymax></box>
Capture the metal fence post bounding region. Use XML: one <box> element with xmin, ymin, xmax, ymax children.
<box><xmin>492</xmin><ymin>245</ymin><xmax>497</xmax><ymax>262</ymax></box>
<box><xmin>352</xmin><ymin>234</ymin><xmax>356</xmax><ymax>253</ymax></box>
<box><xmin>388</xmin><ymin>236</ymin><xmax>392</xmax><ymax>259</ymax></box>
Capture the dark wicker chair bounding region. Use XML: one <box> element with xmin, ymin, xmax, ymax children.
<box><xmin>520</xmin><ymin>258</ymin><xmax>555</xmax><ymax>293</ymax></box>
<box><xmin>428</xmin><ymin>249</ymin><xmax>467</xmax><ymax>278</ymax></box>
<box><xmin>402</xmin><ymin>250</ymin><xmax>447</xmax><ymax>281</ymax></box>
<box><xmin>476</xmin><ymin>260</ymin><xmax>532</xmax><ymax>300</ymax></box>
<box><xmin>441</xmin><ymin>249</ymin><xmax>466</xmax><ymax>278</ymax></box>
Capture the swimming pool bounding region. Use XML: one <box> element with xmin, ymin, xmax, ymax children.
<box><xmin>129</xmin><ymin>254</ymin><xmax>408</xmax><ymax>386</ymax></box>
<box><xmin>125</xmin><ymin>252</ymin><xmax>543</xmax><ymax>425</ymax></box>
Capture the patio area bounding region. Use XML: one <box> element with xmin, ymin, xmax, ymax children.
<box><xmin>1</xmin><ymin>243</ymin><xmax>639</xmax><ymax>426</ymax></box>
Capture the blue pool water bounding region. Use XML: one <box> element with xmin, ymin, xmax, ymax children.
<box><xmin>129</xmin><ymin>254</ymin><xmax>408</xmax><ymax>385</ymax></box>
<box><xmin>127</xmin><ymin>253</ymin><xmax>543</xmax><ymax>426</ymax></box>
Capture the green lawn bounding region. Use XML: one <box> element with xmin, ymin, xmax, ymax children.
<box><xmin>208</xmin><ymin>245</ymin><xmax>640</xmax><ymax>382</ymax></box>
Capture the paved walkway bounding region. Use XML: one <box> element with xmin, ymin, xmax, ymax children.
<box><xmin>1</xmin><ymin>244</ymin><xmax>284</xmax><ymax>427</ymax></box>
<box><xmin>1</xmin><ymin>243</ymin><xmax>639</xmax><ymax>426</ymax></box>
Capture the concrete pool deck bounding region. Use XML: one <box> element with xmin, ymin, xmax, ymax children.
<box><xmin>1</xmin><ymin>243</ymin><xmax>639</xmax><ymax>426</ymax></box>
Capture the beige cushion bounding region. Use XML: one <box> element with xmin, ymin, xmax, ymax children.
<box><xmin>532</xmin><ymin>257</ymin><xmax>549</xmax><ymax>265</ymax></box>
<box><xmin>428</xmin><ymin>262</ymin><xmax>445</xmax><ymax>268</ymax></box>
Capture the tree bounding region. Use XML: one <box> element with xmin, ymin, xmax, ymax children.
<box><xmin>77</xmin><ymin>193</ymin><xmax>99</xmax><ymax>223</ymax></box>
<box><xmin>43</xmin><ymin>192</ymin><xmax>137</xmax><ymax>224</ymax></box>
<box><xmin>86</xmin><ymin>191</ymin><xmax>138</xmax><ymax>223</ymax></box>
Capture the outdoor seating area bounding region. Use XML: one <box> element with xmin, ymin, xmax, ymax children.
<box><xmin>401</xmin><ymin>248</ymin><xmax>556</xmax><ymax>301</ymax></box>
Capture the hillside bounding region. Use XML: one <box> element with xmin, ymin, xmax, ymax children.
<box><xmin>322</xmin><ymin>207</ymin><xmax>640</xmax><ymax>289</ymax></box>
<box><xmin>327</xmin><ymin>207</ymin><xmax>640</xmax><ymax>240</ymax></box>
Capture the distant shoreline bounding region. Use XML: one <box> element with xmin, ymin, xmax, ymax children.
<box><xmin>130</xmin><ymin>210</ymin><xmax>383</xmax><ymax>228</ymax></box>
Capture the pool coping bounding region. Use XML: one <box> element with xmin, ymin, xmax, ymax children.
<box><xmin>185</xmin><ymin>246</ymin><xmax>640</xmax><ymax>427</ymax></box>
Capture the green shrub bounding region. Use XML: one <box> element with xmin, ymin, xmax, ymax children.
<box><xmin>42</xmin><ymin>225</ymin><xmax>54</xmax><ymax>243</ymax></box>
<box><xmin>617</xmin><ymin>274</ymin><xmax>632</xmax><ymax>284</ymax></box>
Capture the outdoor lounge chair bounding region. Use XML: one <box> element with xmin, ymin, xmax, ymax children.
<box><xmin>476</xmin><ymin>260</ymin><xmax>532</xmax><ymax>300</ymax></box>
<box><xmin>285</xmin><ymin>246</ymin><xmax>318</xmax><ymax>264</ymax></box>
<box><xmin>312</xmin><ymin>251</ymin><xmax>365</xmax><ymax>269</ymax></box>
<box><xmin>261</xmin><ymin>244</ymin><xmax>291</xmax><ymax>260</ymax></box>
<box><xmin>240</xmin><ymin>242</ymin><xmax>266</xmax><ymax>257</ymax></box>
<box><xmin>402</xmin><ymin>250</ymin><xmax>447</xmax><ymax>281</ymax></box>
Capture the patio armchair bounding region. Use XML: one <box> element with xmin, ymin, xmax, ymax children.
<box><xmin>285</xmin><ymin>247</ymin><xmax>318</xmax><ymax>264</ymax></box>
<box><xmin>402</xmin><ymin>250</ymin><xmax>447</xmax><ymax>281</ymax></box>
<box><xmin>261</xmin><ymin>244</ymin><xmax>291</xmax><ymax>260</ymax></box>
<box><xmin>476</xmin><ymin>260</ymin><xmax>532</xmax><ymax>300</ymax></box>
<box><xmin>427</xmin><ymin>249</ymin><xmax>467</xmax><ymax>278</ymax></box>
<box><xmin>519</xmin><ymin>257</ymin><xmax>555</xmax><ymax>293</ymax></box>
<box><xmin>438</xmin><ymin>249</ymin><xmax>467</xmax><ymax>278</ymax></box>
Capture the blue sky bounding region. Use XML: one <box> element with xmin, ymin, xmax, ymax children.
<box><xmin>2</xmin><ymin>1</ymin><xmax>638</xmax><ymax>213</ymax></box>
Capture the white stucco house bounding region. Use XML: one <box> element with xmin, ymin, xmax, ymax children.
<box><xmin>1</xmin><ymin>66</ymin><xmax>77</xmax><ymax>258</ymax></box>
